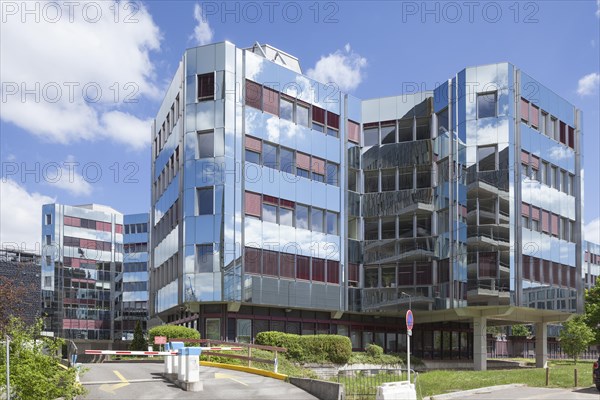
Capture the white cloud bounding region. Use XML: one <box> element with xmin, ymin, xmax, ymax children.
<box><xmin>44</xmin><ymin>156</ymin><xmax>93</xmax><ymax>197</ymax></box>
<box><xmin>191</xmin><ymin>3</ymin><xmax>214</xmax><ymax>45</ymax></box>
<box><xmin>597</xmin><ymin>0</ymin><xmax>600</xmax><ymax>17</ymax></box>
<box><xmin>577</xmin><ymin>72</ymin><xmax>600</xmax><ymax>96</ymax></box>
<box><xmin>0</xmin><ymin>1</ymin><xmax>161</xmax><ymax>149</ymax></box>
<box><xmin>306</xmin><ymin>43</ymin><xmax>367</xmax><ymax>92</ymax></box>
<box><xmin>0</xmin><ymin>179</ymin><xmax>55</xmax><ymax>251</ymax></box>
<box><xmin>585</xmin><ymin>217</ymin><xmax>600</xmax><ymax>244</ymax></box>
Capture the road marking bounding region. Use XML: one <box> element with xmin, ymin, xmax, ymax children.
<box><xmin>99</xmin><ymin>370</ymin><xmax>130</xmax><ymax>394</ymax></box>
<box><xmin>214</xmin><ymin>372</ymin><xmax>248</xmax><ymax>386</ymax></box>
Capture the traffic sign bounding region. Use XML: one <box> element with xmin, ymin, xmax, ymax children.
<box><xmin>154</xmin><ymin>336</ymin><xmax>167</xmax><ymax>345</ymax></box>
<box><xmin>406</xmin><ymin>309</ymin><xmax>413</xmax><ymax>331</ymax></box>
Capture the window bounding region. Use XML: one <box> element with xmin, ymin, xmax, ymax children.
<box><xmin>196</xmin><ymin>244</ymin><xmax>213</xmax><ymax>272</ymax></box>
<box><xmin>245</xmin><ymin>149</ymin><xmax>260</xmax><ymax>164</ymax></box>
<box><xmin>297</xmin><ymin>168</ymin><xmax>309</xmax><ymax>179</ymax></box>
<box><xmin>311</xmin><ymin>157</ymin><xmax>325</xmax><ymax>182</ymax></box>
<box><xmin>364</xmin><ymin>171</ymin><xmax>379</xmax><ymax>193</ymax></box>
<box><xmin>568</xmin><ymin>126</ymin><xmax>575</xmax><ymax>149</ymax></box>
<box><xmin>197</xmin><ymin>187</ymin><xmax>214</xmax><ymax>215</ymax></box>
<box><xmin>549</xmin><ymin>116</ymin><xmax>557</xmax><ymax>139</ymax></box>
<box><xmin>437</xmin><ymin>108</ymin><xmax>449</xmax><ymax>137</ymax></box>
<box><xmin>197</xmin><ymin>131</ymin><xmax>214</xmax><ymax>158</ymax></box>
<box><xmin>198</xmin><ymin>73</ymin><xmax>214</xmax><ymax>101</ymax></box>
<box><xmin>381</xmin><ymin>217</ymin><xmax>396</xmax><ymax>239</ymax></box>
<box><xmin>263</xmin><ymin>250</ymin><xmax>278</xmax><ymax>276</ymax></box>
<box><xmin>297</xmin><ymin>102</ymin><xmax>310</xmax><ymax>127</ymax></box>
<box><xmin>381</xmin><ymin>122</ymin><xmax>396</xmax><ymax>144</ymax></box>
<box><xmin>244</xmin><ymin>191</ymin><xmax>261</xmax><ymax>217</ymax></box>
<box><xmin>398</xmin><ymin>119</ymin><xmax>413</xmax><ymax>142</ymax></box>
<box><xmin>46</xmin><ymin>235</ymin><xmax>51</xmax><ymax>245</ymax></box>
<box><xmin>312</xmin><ymin>259</ymin><xmax>325</xmax><ymax>282</ymax></box>
<box><xmin>530</xmin><ymin>104</ymin><xmax>539</xmax><ymax>128</ymax></box>
<box><xmin>296</xmin><ymin>255</ymin><xmax>310</xmax><ymax>280</ymax></box>
<box><xmin>46</xmin><ymin>214</ymin><xmax>52</xmax><ymax>225</ymax></box>
<box><xmin>280</xmin><ymin>253</ymin><xmax>295</xmax><ymax>278</ymax></box>
<box><xmin>245</xmin><ymin>80</ymin><xmax>261</xmax><ymax>109</ymax></box>
<box><xmin>540</xmin><ymin>111</ymin><xmax>547</xmax><ymax>135</ymax></box>
<box><xmin>327</xmin><ymin>261</ymin><xmax>339</xmax><ymax>284</ymax></box>
<box><xmin>347</xmin><ymin>120</ymin><xmax>360</xmax><ymax>143</ymax></box>
<box><xmin>263</xmin><ymin>143</ymin><xmax>278</xmax><ymax>169</ymax></box>
<box><xmin>348</xmin><ymin>169</ymin><xmax>358</xmax><ymax>192</ymax></box>
<box><xmin>263</xmin><ymin>87</ymin><xmax>279</xmax><ymax>116</ymax></box>
<box><xmin>398</xmin><ymin>167</ymin><xmax>413</xmax><ymax>190</ymax></box>
<box><xmin>280</xmin><ymin>147</ymin><xmax>295</xmax><ymax>174</ymax></box>
<box><xmin>326</xmin><ymin>211</ymin><xmax>338</xmax><ymax>235</ymax></box>
<box><xmin>477</xmin><ymin>145</ymin><xmax>497</xmax><ymax>171</ymax></box>
<box><xmin>363</xmin><ymin>124</ymin><xmax>379</xmax><ymax>146</ymax></box>
<box><xmin>280</xmin><ymin>204</ymin><xmax>294</xmax><ymax>227</ymax></box>
<box><xmin>312</xmin><ymin>172</ymin><xmax>325</xmax><ymax>182</ymax></box>
<box><xmin>416</xmin><ymin>167</ymin><xmax>431</xmax><ymax>188</ymax></box>
<box><xmin>244</xmin><ymin>247</ymin><xmax>261</xmax><ymax>274</ymax></box>
<box><xmin>568</xmin><ymin>174</ymin><xmax>574</xmax><ymax>196</ymax></box>
<box><xmin>262</xmin><ymin>203</ymin><xmax>278</xmax><ymax>224</ymax></box>
<box><xmin>520</xmin><ymin>98</ymin><xmax>529</xmax><ymax>122</ymax></box>
<box><xmin>280</xmin><ymin>96</ymin><xmax>294</xmax><ymax>121</ymax></box>
<box><xmin>326</xmin><ymin>163</ymin><xmax>339</xmax><ymax>186</ymax></box>
<box><xmin>416</xmin><ymin>117</ymin><xmax>430</xmax><ymax>140</ymax></box>
<box><xmin>311</xmin><ymin>208</ymin><xmax>324</xmax><ymax>232</ymax></box>
<box><xmin>296</xmin><ymin>204</ymin><xmax>309</xmax><ymax>230</ymax></box>
<box><xmin>551</xmin><ymin>166</ymin><xmax>559</xmax><ymax>189</ymax></box>
<box><xmin>381</xmin><ymin>169</ymin><xmax>396</xmax><ymax>191</ymax></box>
<box><xmin>559</xmin><ymin>121</ymin><xmax>566</xmax><ymax>144</ymax></box>
<box><xmin>364</xmin><ymin>218</ymin><xmax>379</xmax><ymax>240</ymax></box>
<box><xmin>312</xmin><ymin>106</ymin><xmax>325</xmax><ymax>132</ymax></box>
<box><xmin>477</xmin><ymin>92</ymin><xmax>497</xmax><ymax>118</ymax></box>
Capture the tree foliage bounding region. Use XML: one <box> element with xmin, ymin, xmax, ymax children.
<box><xmin>130</xmin><ymin>321</ymin><xmax>147</xmax><ymax>351</ymax></box>
<box><xmin>559</xmin><ymin>316</ymin><xmax>595</xmax><ymax>364</ymax></box>
<box><xmin>511</xmin><ymin>324</ymin><xmax>531</xmax><ymax>337</ymax></box>
<box><xmin>584</xmin><ymin>279</ymin><xmax>600</xmax><ymax>343</ymax></box>
<box><xmin>0</xmin><ymin>317</ymin><xmax>86</xmax><ymax>399</ymax></box>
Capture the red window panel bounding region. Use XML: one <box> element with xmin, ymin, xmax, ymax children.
<box><xmin>531</xmin><ymin>155</ymin><xmax>540</xmax><ymax>170</ymax></box>
<box><xmin>569</xmin><ymin>267</ymin><xmax>576</xmax><ymax>288</ymax></box>
<box><xmin>327</xmin><ymin>111</ymin><xmax>340</xmax><ymax>130</ymax></box>
<box><xmin>398</xmin><ymin>264</ymin><xmax>413</xmax><ymax>286</ymax></box>
<box><xmin>280</xmin><ymin>253</ymin><xmax>295</xmax><ymax>279</ymax></box>
<box><xmin>541</xmin><ymin>210</ymin><xmax>550</xmax><ymax>233</ymax></box>
<box><xmin>245</xmin><ymin>192</ymin><xmax>261</xmax><ymax>217</ymax></box>
<box><xmin>561</xmin><ymin>264</ymin><xmax>568</xmax><ymax>287</ymax></box>
<box><xmin>263</xmin><ymin>250</ymin><xmax>278</xmax><ymax>276</ymax></box>
<box><xmin>533</xmin><ymin>257</ymin><xmax>541</xmax><ymax>282</ymax></box>
<box><xmin>80</xmin><ymin>239</ymin><xmax>95</xmax><ymax>249</ymax></box>
<box><xmin>280</xmin><ymin>199</ymin><xmax>295</xmax><ymax>209</ymax></box>
<box><xmin>115</xmin><ymin>224</ymin><xmax>123</xmax><ymax>234</ymax></box>
<box><xmin>568</xmin><ymin>126</ymin><xmax>575</xmax><ymax>149</ymax></box>
<box><xmin>348</xmin><ymin>263</ymin><xmax>359</xmax><ymax>282</ymax></box>
<box><xmin>559</xmin><ymin>121</ymin><xmax>566</xmax><ymax>144</ymax></box>
<box><xmin>415</xmin><ymin>263</ymin><xmax>432</xmax><ymax>285</ymax></box>
<box><xmin>263</xmin><ymin>195</ymin><xmax>278</xmax><ymax>205</ymax></box>
<box><xmin>312</xmin><ymin>258</ymin><xmax>325</xmax><ymax>282</ymax></box>
<box><xmin>244</xmin><ymin>247</ymin><xmax>261</xmax><ymax>274</ymax></box>
<box><xmin>64</xmin><ymin>216</ymin><xmax>72</xmax><ymax>226</ymax></box>
<box><xmin>520</xmin><ymin>98</ymin><xmax>529</xmax><ymax>122</ymax></box>
<box><xmin>245</xmin><ymin>80</ymin><xmax>262</xmax><ymax>109</ymax></box>
<box><xmin>296</xmin><ymin>255</ymin><xmax>310</xmax><ymax>280</ymax></box>
<box><xmin>551</xmin><ymin>213</ymin><xmax>559</xmax><ymax>236</ymax></box>
<box><xmin>326</xmin><ymin>260</ymin><xmax>340</xmax><ymax>284</ymax></box>
<box><xmin>522</xmin><ymin>255</ymin><xmax>531</xmax><ymax>280</ymax></box>
<box><xmin>296</xmin><ymin>152</ymin><xmax>311</xmax><ymax>170</ymax></box>
<box><xmin>552</xmin><ymin>262</ymin><xmax>560</xmax><ymax>285</ymax></box>
<box><xmin>245</xmin><ymin>136</ymin><xmax>262</xmax><ymax>152</ymax></box>
<box><xmin>347</xmin><ymin>120</ymin><xmax>360</xmax><ymax>143</ymax></box>
<box><xmin>312</xmin><ymin>106</ymin><xmax>325</xmax><ymax>125</ymax></box>
<box><xmin>521</xmin><ymin>150</ymin><xmax>530</xmax><ymax>164</ymax></box>
<box><xmin>71</xmin><ymin>258</ymin><xmax>81</xmax><ymax>268</ymax></box>
<box><xmin>531</xmin><ymin>206</ymin><xmax>540</xmax><ymax>221</ymax></box>
<box><xmin>263</xmin><ymin>87</ymin><xmax>279</xmax><ymax>116</ymax></box>
<box><xmin>521</xmin><ymin>202</ymin><xmax>530</xmax><ymax>216</ymax></box>
<box><xmin>542</xmin><ymin>259</ymin><xmax>551</xmax><ymax>285</ymax></box>
<box><xmin>530</xmin><ymin>104</ymin><xmax>539</xmax><ymax>127</ymax></box>
<box><xmin>311</xmin><ymin>157</ymin><xmax>325</xmax><ymax>175</ymax></box>
<box><xmin>66</xmin><ymin>217</ymin><xmax>81</xmax><ymax>227</ymax></box>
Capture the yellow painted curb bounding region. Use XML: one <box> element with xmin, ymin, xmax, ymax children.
<box><xmin>200</xmin><ymin>361</ymin><xmax>288</xmax><ymax>381</ymax></box>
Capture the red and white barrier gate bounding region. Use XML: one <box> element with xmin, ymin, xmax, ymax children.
<box><xmin>84</xmin><ymin>347</ymin><xmax>243</xmax><ymax>356</ymax></box>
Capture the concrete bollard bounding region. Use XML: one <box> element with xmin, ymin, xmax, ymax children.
<box><xmin>166</xmin><ymin>342</ymin><xmax>184</xmax><ymax>380</ymax></box>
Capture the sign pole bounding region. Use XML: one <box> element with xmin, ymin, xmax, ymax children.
<box><xmin>6</xmin><ymin>335</ymin><xmax>10</xmax><ymax>399</ymax></box>
<box><xmin>405</xmin><ymin>309</ymin><xmax>413</xmax><ymax>384</ymax></box>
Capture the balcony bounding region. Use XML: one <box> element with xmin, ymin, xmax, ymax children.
<box><xmin>361</xmin><ymin>286</ymin><xmax>435</xmax><ymax>312</ymax></box>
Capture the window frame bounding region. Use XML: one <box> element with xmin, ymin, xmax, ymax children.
<box><xmin>476</xmin><ymin>91</ymin><xmax>498</xmax><ymax>119</ymax></box>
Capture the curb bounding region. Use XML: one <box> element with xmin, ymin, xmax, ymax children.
<box><xmin>200</xmin><ymin>361</ymin><xmax>288</xmax><ymax>380</ymax></box>
<box><xmin>424</xmin><ymin>384</ymin><xmax>527</xmax><ymax>400</ymax></box>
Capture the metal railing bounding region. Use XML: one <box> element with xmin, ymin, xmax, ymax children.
<box><xmin>337</xmin><ymin>368</ymin><xmax>415</xmax><ymax>400</ymax></box>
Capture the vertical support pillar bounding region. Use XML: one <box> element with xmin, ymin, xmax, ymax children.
<box><xmin>535</xmin><ymin>322</ymin><xmax>548</xmax><ymax>368</ymax></box>
<box><xmin>473</xmin><ymin>316</ymin><xmax>487</xmax><ymax>371</ymax></box>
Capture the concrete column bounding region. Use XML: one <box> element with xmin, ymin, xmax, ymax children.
<box><xmin>535</xmin><ymin>322</ymin><xmax>548</xmax><ymax>368</ymax></box>
<box><xmin>473</xmin><ymin>316</ymin><xmax>487</xmax><ymax>371</ymax></box>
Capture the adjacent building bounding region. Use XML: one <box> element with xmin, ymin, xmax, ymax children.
<box><xmin>149</xmin><ymin>41</ymin><xmax>596</xmax><ymax>370</ymax></box>
<box><xmin>0</xmin><ymin>248</ymin><xmax>41</xmax><ymax>327</ymax></box>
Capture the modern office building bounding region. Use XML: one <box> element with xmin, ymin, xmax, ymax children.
<box><xmin>149</xmin><ymin>41</ymin><xmax>596</xmax><ymax>370</ymax></box>
<box><xmin>115</xmin><ymin>213</ymin><xmax>150</xmax><ymax>340</ymax></box>
<box><xmin>41</xmin><ymin>203</ymin><xmax>124</xmax><ymax>340</ymax></box>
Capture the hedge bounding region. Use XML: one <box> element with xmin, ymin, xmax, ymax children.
<box><xmin>255</xmin><ymin>331</ymin><xmax>352</xmax><ymax>364</ymax></box>
<box><xmin>148</xmin><ymin>325</ymin><xmax>200</xmax><ymax>349</ymax></box>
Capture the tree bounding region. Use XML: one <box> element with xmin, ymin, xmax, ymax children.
<box><xmin>511</xmin><ymin>324</ymin><xmax>530</xmax><ymax>337</ymax></box>
<box><xmin>584</xmin><ymin>279</ymin><xmax>600</xmax><ymax>343</ymax></box>
<box><xmin>130</xmin><ymin>321</ymin><xmax>147</xmax><ymax>351</ymax></box>
<box><xmin>0</xmin><ymin>317</ymin><xmax>86</xmax><ymax>399</ymax></box>
<box><xmin>148</xmin><ymin>325</ymin><xmax>200</xmax><ymax>350</ymax></box>
<box><xmin>0</xmin><ymin>276</ymin><xmax>35</xmax><ymax>333</ymax></box>
<box><xmin>559</xmin><ymin>316</ymin><xmax>595</xmax><ymax>364</ymax></box>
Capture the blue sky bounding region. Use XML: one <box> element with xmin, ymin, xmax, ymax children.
<box><xmin>1</xmin><ymin>0</ymin><xmax>599</xmax><ymax>249</ymax></box>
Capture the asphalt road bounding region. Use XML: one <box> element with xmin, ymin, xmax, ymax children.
<box><xmin>79</xmin><ymin>362</ymin><xmax>317</xmax><ymax>400</ymax></box>
<box><xmin>429</xmin><ymin>385</ymin><xmax>600</xmax><ymax>400</ymax></box>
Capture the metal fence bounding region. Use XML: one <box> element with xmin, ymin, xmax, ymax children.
<box><xmin>337</xmin><ymin>368</ymin><xmax>412</xmax><ymax>400</ymax></box>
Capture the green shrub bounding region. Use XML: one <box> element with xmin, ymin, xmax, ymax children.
<box><xmin>148</xmin><ymin>325</ymin><xmax>200</xmax><ymax>349</ymax></box>
<box><xmin>255</xmin><ymin>332</ymin><xmax>352</xmax><ymax>364</ymax></box>
<box><xmin>365</xmin><ymin>343</ymin><xmax>384</xmax><ymax>358</ymax></box>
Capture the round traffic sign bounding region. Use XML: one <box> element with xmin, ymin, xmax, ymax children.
<box><xmin>406</xmin><ymin>309</ymin><xmax>413</xmax><ymax>331</ymax></box>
